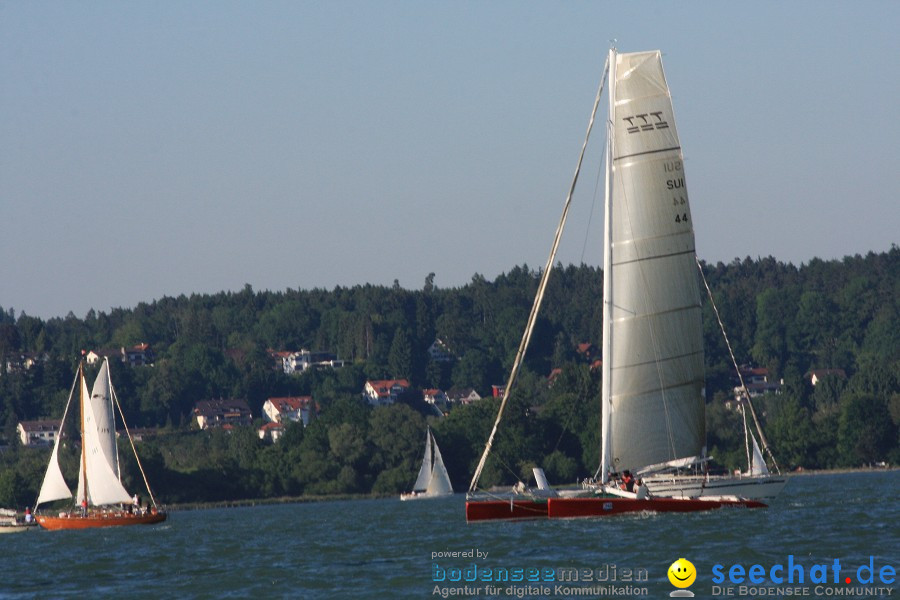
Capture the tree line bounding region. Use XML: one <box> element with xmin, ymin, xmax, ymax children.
<box><xmin>0</xmin><ymin>248</ymin><xmax>897</xmax><ymax>506</ymax></box>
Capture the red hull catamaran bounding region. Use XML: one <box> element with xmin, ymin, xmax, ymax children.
<box><xmin>465</xmin><ymin>496</ymin><xmax>764</xmax><ymax>522</ymax></box>
<box><xmin>465</xmin><ymin>500</ymin><xmax>549</xmax><ymax>522</ymax></box>
<box><xmin>465</xmin><ymin>48</ymin><xmax>785</xmax><ymax>522</ymax></box>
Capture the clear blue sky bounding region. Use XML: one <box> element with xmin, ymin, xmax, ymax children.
<box><xmin>2</xmin><ymin>1</ymin><xmax>898</xmax><ymax>320</ymax></box>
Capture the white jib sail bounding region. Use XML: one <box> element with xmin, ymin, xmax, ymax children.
<box><xmin>36</xmin><ymin>376</ymin><xmax>78</xmax><ymax>506</ymax></box>
<box><xmin>426</xmin><ymin>436</ymin><xmax>453</xmax><ymax>496</ymax></box>
<box><xmin>748</xmin><ymin>433</ymin><xmax>770</xmax><ymax>476</ymax></box>
<box><xmin>605</xmin><ymin>50</ymin><xmax>705</xmax><ymax>474</ymax></box>
<box><xmin>412</xmin><ymin>430</ymin><xmax>433</xmax><ymax>492</ymax></box>
<box><xmin>77</xmin><ymin>374</ymin><xmax>132</xmax><ymax>506</ymax></box>
<box><xmin>90</xmin><ymin>360</ymin><xmax>120</xmax><ymax>478</ymax></box>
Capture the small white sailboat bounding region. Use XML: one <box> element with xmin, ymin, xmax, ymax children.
<box><xmin>401</xmin><ymin>428</ymin><xmax>453</xmax><ymax>501</ymax></box>
<box><xmin>466</xmin><ymin>47</ymin><xmax>785</xmax><ymax>521</ymax></box>
<box><xmin>35</xmin><ymin>357</ymin><xmax>166</xmax><ymax>530</ymax></box>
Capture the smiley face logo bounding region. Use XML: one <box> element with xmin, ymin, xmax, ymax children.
<box><xmin>668</xmin><ymin>558</ymin><xmax>696</xmax><ymax>589</ymax></box>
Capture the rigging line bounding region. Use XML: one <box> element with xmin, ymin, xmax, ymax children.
<box><xmin>110</xmin><ymin>377</ymin><xmax>160</xmax><ymax>509</ymax></box>
<box><xmin>468</xmin><ymin>56</ymin><xmax>609</xmax><ymax>494</ymax></box>
<box><xmin>580</xmin><ymin>141</ymin><xmax>607</xmax><ymax>264</ymax></box>
<box><xmin>741</xmin><ymin>402</ymin><xmax>752</xmax><ymax>474</ymax></box>
<box><xmin>695</xmin><ymin>257</ymin><xmax>781</xmax><ymax>475</ymax></box>
<box><xmin>494</xmin><ymin>448</ymin><xmax>527</xmax><ymax>484</ymax></box>
<box><xmin>34</xmin><ymin>364</ymin><xmax>80</xmax><ymax>510</ymax></box>
<box><xmin>105</xmin><ymin>361</ymin><xmax>123</xmax><ymax>481</ymax></box>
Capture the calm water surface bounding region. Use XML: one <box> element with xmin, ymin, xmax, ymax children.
<box><xmin>2</xmin><ymin>471</ymin><xmax>897</xmax><ymax>599</ymax></box>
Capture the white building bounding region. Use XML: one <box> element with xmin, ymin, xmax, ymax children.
<box><xmin>262</xmin><ymin>396</ymin><xmax>315</xmax><ymax>426</ymax></box>
<box><xmin>17</xmin><ymin>420</ymin><xmax>59</xmax><ymax>446</ymax></box>
<box><xmin>362</xmin><ymin>379</ymin><xmax>410</xmax><ymax>406</ymax></box>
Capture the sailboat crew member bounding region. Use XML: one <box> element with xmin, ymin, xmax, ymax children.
<box><xmin>621</xmin><ymin>470</ymin><xmax>635</xmax><ymax>492</ymax></box>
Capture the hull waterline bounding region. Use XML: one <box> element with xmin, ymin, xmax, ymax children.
<box><xmin>0</xmin><ymin>524</ymin><xmax>36</xmax><ymax>534</ymax></box>
<box><xmin>466</xmin><ymin>500</ymin><xmax>549</xmax><ymax>522</ymax></box>
<box><xmin>548</xmin><ymin>496</ymin><xmax>766</xmax><ymax>519</ymax></box>
<box><xmin>37</xmin><ymin>511</ymin><xmax>167</xmax><ymax>530</ymax></box>
<box><xmin>465</xmin><ymin>495</ymin><xmax>765</xmax><ymax>522</ymax></box>
<box><xmin>400</xmin><ymin>492</ymin><xmax>453</xmax><ymax>501</ymax></box>
<box><xmin>644</xmin><ymin>474</ymin><xmax>788</xmax><ymax>500</ymax></box>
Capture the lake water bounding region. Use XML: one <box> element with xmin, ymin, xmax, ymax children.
<box><xmin>2</xmin><ymin>471</ymin><xmax>897</xmax><ymax>599</ymax></box>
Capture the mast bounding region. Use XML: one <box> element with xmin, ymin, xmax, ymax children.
<box><xmin>599</xmin><ymin>46</ymin><xmax>616</xmax><ymax>485</ymax></box>
<box><xmin>79</xmin><ymin>360</ymin><xmax>89</xmax><ymax>509</ymax></box>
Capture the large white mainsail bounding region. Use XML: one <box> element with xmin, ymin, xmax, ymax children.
<box><xmin>90</xmin><ymin>359</ymin><xmax>120</xmax><ymax>478</ymax></box>
<box><xmin>76</xmin><ymin>366</ymin><xmax>132</xmax><ymax>506</ymax></box>
<box><xmin>601</xmin><ymin>50</ymin><xmax>705</xmax><ymax>480</ymax></box>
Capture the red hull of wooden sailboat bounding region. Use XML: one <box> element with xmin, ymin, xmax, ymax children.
<box><xmin>36</xmin><ymin>511</ymin><xmax>167</xmax><ymax>530</ymax></box>
<box><xmin>466</xmin><ymin>500</ymin><xmax>548</xmax><ymax>522</ymax></box>
<box><xmin>547</xmin><ymin>496</ymin><xmax>765</xmax><ymax>518</ymax></box>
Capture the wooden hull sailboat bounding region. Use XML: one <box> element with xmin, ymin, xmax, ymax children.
<box><xmin>465</xmin><ymin>47</ymin><xmax>783</xmax><ymax>522</ymax></box>
<box><xmin>36</xmin><ymin>511</ymin><xmax>166</xmax><ymax>531</ymax></box>
<box><xmin>34</xmin><ymin>358</ymin><xmax>166</xmax><ymax>530</ymax></box>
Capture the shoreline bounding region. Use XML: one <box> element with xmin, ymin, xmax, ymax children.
<box><xmin>162</xmin><ymin>467</ymin><xmax>897</xmax><ymax>511</ymax></box>
<box><xmin>165</xmin><ymin>492</ymin><xmax>396</xmax><ymax>512</ymax></box>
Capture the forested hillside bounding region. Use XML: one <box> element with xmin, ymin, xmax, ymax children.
<box><xmin>0</xmin><ymin>248</ymin><xmax>897</xmax><ymax>506</ymax></box>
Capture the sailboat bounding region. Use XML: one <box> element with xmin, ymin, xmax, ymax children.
<box><xmin>466</xmin><ymin>48</ymin><xmax>785</xmax><ymax>522</ymax></box>
<box><xmin>400</xmin><ymin>428</ymin><xmax>453</xmax><ymax>501</ymax></box>
<box><xmin>0</xmin><ymin>508</ymin><xmax>37</xmax><ymax>533</ymax></box>
<box><xmin>35</xmin><ymin>357</ymin><xmax>166</xmax><ymax>530</ymax></box>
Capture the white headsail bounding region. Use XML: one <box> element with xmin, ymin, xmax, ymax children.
<box><xmin>426</xmin><ymin>434</ymin><xmax>453</xmax><ymax>496</ymax></box>
<box><xmin>748</xmin><ymin>434</ymin><xmax>770</xmax><ymax>477</ymax></box>
<box><xmin>36</xmin><ymin>374</ymin><xmax>79</xmax><ymax>506</ymax></box>
<box><xmin>602</xmin><ymin>50</ymin><xmax>705</xmax><ymax>479</ymax></box>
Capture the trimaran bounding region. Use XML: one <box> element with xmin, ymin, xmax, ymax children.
<box><xmin>466</xmin><ymin>47</ymin><xmax>787</xmax><ymax>521</ymax></box>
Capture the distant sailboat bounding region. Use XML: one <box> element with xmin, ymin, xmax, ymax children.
<box><xmin>35</xmin><ymin>357</ymin><xmax>166</xmax><ymax>530</ymax></box>
<box><xmin>0</xmin><ymin>508</ymin><xmax>36</xmax><ymax>533</ymax></box>
<box><xmin>401</xmin><ymin>428</ymin><xmax>453</xmax><ymax>501</ymax></box>
<box><xmin>466</xmin><ymin>47</ymin><xmax>783</xmax><ymax>522</ymax></box>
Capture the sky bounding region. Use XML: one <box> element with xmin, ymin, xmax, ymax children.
<box><xmin>2</xmin><ymin>1</ymin><xmax>898</xmax><ymax>320</ymax></box>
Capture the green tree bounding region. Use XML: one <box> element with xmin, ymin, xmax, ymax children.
<box><xmin>838</xmin><ymin>393</ymin><xmax>895</xmax><ymax>466</ymax></box>
<box><xmin>387</xmin><ymin>328</ymin><xmax>413</xmax><ymax>381</ymax></box>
